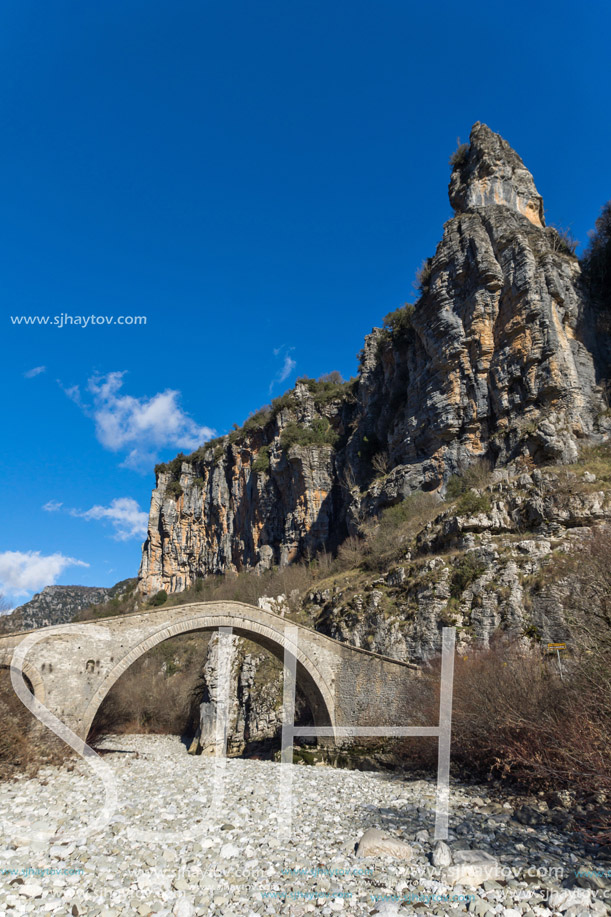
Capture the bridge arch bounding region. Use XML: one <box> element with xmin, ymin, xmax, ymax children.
<box><xmin>0</xmin><ymin>653</ymin><xmax>46</xmax><ymax>704</ymax></box>
<box><xmin>81</xmin><ymin>606</ymin><xmax>336</xmax><ymax>741</ymax></box>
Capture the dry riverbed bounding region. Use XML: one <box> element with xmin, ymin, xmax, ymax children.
<box><xmin>0</xmin><ymin>735</ymin><xmax>609</xmax><ymax>916</ymax></box>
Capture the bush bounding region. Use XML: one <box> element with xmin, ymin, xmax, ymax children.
<box><xmin>270</xmin><ymin>391</ymin><xmax>296</xmax><ymax>416</ymax></box>
<box><xmin>449</xmin><ymin>141</ymin><xmax>469</xmax><ymax>169</ymax></box>
<box><xmin>582</xmin><ymin>201</ymin><xmax>611</xmax><ymax>294</ymax></box>
<box><xmin>376</xmin><ymin>303</ymin><xmax>415</xmax><ymax>357</ymax></box>
<box><xmin>415</xmin><ymin>258</ymin><xmax>433</xmax><ymax>294</ymax></box>
<box><xmin>166</xmin><ymin>480</ymin><xmax>183</xmax><ymax>498</ymax></box>
<box><xmin>403</xmin><ymin>532</ymin><xmax>611</xmax><ymax>828</ymax></box>
<box><xmin>252</xmin><ymin>445</ymin><xmax>271</xmax><ymax>474</ymax></box>
<box><xmin>318</xmin><ymin>370</ymin><xmax>342</xmax><ymax>384</ymax></box>
<box><xmin>371</xmin><ymin>452</ymin><xmax>389</xmax><ymax>476</ymax></box>
<box><xmin>556</xmin><ymin>527</ymin><xmax>611</xmax><ymax>745</ymax></box>
<box><xmin>449</xmin><ymin>554</ymin><xmax>487</xmax><ymax>598</ymax></box>
<box><xmin>455</xmin><ymin>491</ymin><xmax>491</xmax><ymax>516</ymax></box>
<box><xmin>280</xmin><ymin>417</ymin><xmax>338</xmax><ymax>449</ymax></box>
<box><xmin>384</xmin><ymin>303</ymin><xmax>415</xmax><ymax>338</ymax></box>
<box><xmin>335</xmin><ymin>536</ymin><xmax>367</xmax><ymax>571</ymax></box>
<box><xmin>295</xmin><ymin>373</ymin><xmax>354</xmax><ymax>409</ymax></box>
<box><xmin>548</xmin><ymin>225</ymin><xmax>578</xmax><ymax>257</ymax></box>
<box><xmin>241</xmin><ymin>406</ymin><xmax>273</xmax><ymax>435</ymax></box>
<box><xmin>156</xmin><ymin>453</ymin><xmax>186</xmax><ymax>478</ymax></box>
<box><xmin>436</xmin><ymin>636</ymin><xmax>609</xmax><ymax>808</ymax></box>
<box><xmin>167</xmin><ymin>561</ymin><xmax>319</xmax><ymax>614</ymax></box>
<box><xmin>445</xmin><ymin>459</ymin><xmax>493</xmax><ymax>500</ymax></box>
<box><xmin>148</xmin><ymin>589</ymin><xmax>168</xmax><ymax>607</ymax></box>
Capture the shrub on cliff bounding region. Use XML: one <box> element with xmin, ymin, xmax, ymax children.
<box><xmin>280</xmin><ymin>417</ymin><xmax>338</xmax><ymax>449</ymax></box>
<box><xmin>241</xmin><ymin>406</ymin><xmax>273</xmax><ymax>434</ymax></box>
<box><xmin>455</xmin><ymin>490</ymin><xmax>491</xmax><ymax>516</ymax></box>
<box><xmin>548</xmin><ymin>225</ymin><xmax>578</xmax><ymax>256</ymax></box>
<box><xmin>582</xmin><ymin>201</ymin><xmax>611</xmax><ymax>301</ymax></box>
<box><xmin>252</xmin><ymin>445</ymin><xmax>271</xmax><ymax>473</ymax></box>
<box><xmin>155</xmin><ymin>453</ymin><xmax>186</xmax><ymax>478</ymax></box>
<box><xmin>449</xmin><ymin>553</ymin><xmax>487</xmax><ymax>598</ymax></box>
<box><xmin>449</xmin><ymin>141</ymin><xmax>469</xmax><ymax>168</ymax></box>
<box><xmin>296</xmin><ymin>372</ymin><xmax>355</xmax><ymax>409</ymax></box>
<box><xmin>445</xmin><ymin>458</ymin><xmax>493</xmax><ymax>500</ymax></box>
<box><xmin>166</xmin><ymin>480</ymin><xmax>183</xmax><ymax>498</ymax></box>
<box><xmin>415</xmin><ymin>259</ymin><xmax>433</xmax><ymax>294</ymax></box>
<box><xmin>376</xmin><ymin>303</ymin><xmax>415</xmax><ymax>357</ymax></box>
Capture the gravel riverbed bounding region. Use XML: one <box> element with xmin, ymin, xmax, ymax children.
<box><xmin>0</xmin><ymin>735</ymin><xmax>609</xmax><ymax>916</ymax></box>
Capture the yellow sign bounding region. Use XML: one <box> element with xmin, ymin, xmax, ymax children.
<box><xmin>548</xmin><ymin>643</ymin><xmax>566</xmax><ymax>649</ymax></box>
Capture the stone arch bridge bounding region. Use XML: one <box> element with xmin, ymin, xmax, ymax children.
<box><xmin>0</xmin><ymin>601</ymin><xmax>421</xmax><ymax>743</ymax></box>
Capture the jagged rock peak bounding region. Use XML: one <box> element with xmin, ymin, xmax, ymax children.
<box><xmin>449</xmin><ymin>122</ymin><xmax>545</xmax><ymax>228</ymax></box>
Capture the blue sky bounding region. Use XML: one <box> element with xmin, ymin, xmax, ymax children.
<box><xmin>1</xmin><ymin>0</ymin><xmax>610</xmax><ymax>605</ymax></box>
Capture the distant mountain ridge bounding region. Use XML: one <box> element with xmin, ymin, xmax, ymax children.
<box><xmin>0</xmin><ymin>580</ymin><xmax>136</xmax><ymax>633</ymax></box>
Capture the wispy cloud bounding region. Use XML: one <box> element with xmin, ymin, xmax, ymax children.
<box><xmin>0</xmin><ymin>551</ymin><xmax>89</xmax><ymax>600</ymax></box>
<box><xmin>61</xmin><ymin>371</ymin><xmax>215</xmax><ymax>471</ymax></box>
<box><xmin>269</xmin><ymin>346</ymin><xmax>296</xmax><ymax>393</ymax></box>
<box><xmin>61</xmin><ymin>383</ymin><xmax>82</xmax><ymax>405</ymax></box>
<box><xmin>24</xmin><ymin>365</ymin><xmax>46</xmax><ymax>379</ymax></box>
<box><xmin>70</xmin><ymin>497</ymin><xmax>148</xmax><ymax>541</ymax></box>
<box><xmin>42</xmin><ymin>500</ymin><xmax>63</xmax><ymax>512</ymax></box>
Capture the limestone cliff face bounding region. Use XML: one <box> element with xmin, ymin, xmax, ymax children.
<box><xmin>139</xmin><ymin>383</ymin><xmax>353</xmax><ymax>595</ymax></box>
<box><xmin>139</xmin><ymin>123</ymin><xmax>606</xmax><ymax>597</ymax></box>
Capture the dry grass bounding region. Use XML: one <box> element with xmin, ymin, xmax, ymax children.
<box><xmin>360</xmin><ymin>491</ymin><xmax>441</xmax><ymax>572</ymax></box>
<box><xmin>0</xmin><ymin>670</ymin><xmax>71</xmax><ymax>781</ymax></box>
<box><xmin>88</xmin><ymin>633</ymin><xmax>209</xmax><ymax>743</ymax></box>
<box><xmin>166</xmin><ymin>563</ymin><xmax>320</xmax><ymax>621</ymax></box>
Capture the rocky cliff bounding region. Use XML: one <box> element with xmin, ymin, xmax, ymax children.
<box><xmin>139</xmin><ymin>122</ymin><xmax>608</xmax><ymax>598</ymax></box>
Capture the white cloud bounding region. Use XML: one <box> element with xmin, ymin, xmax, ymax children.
<box><xmin>24</xmin><ymin>365</ymin><xmax>46</xmax><ymax>378</ymax></box>
<box><xmin>42</xmin><ymin>500</ymin><xmax>63</xmax><ymax>512</ymax></box>
<box><xmin>278</xmin><ymin>354</ymin><xmax>296</xmax><ymax>382</ymax></box>
<box><xmin>269</xmin><ymin>346</ymin><xmax>296</xmax><ymax>393</ymax></box>
<box><xmin>0</xmin><ymin>551</ymin><xmax>89</xmax><ymax>599</ymax></box>
<box><xmin>120</xmin><ymin>449</ymin><xmax>159</xmax><ymax>472</ymax></box>
<box><xmin>61</xmin><ymin>383</ymin><xmax>82</xmax><ymax>405</ymax></box>
<box><xmin>71</xmin><ymin>497</ymin><xmax>148</xmax><ymax>541</ymax></box>
<box><xmin>61</xmin><ymin>371</ymin><xmax>215</xmax><ymax>471</ymax></box>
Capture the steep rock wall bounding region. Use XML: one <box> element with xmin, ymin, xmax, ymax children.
<box><xmin>139</xmin><ymin>123</ymin><xmax>606</xmax><ymax>597</ymax></box>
